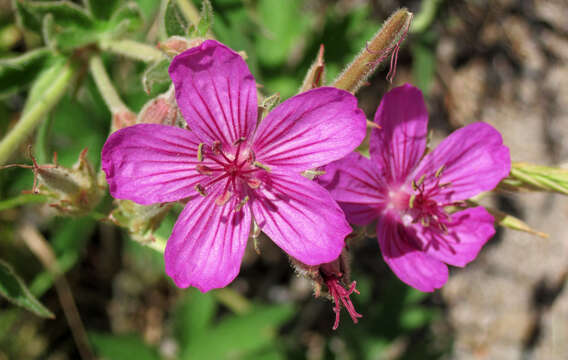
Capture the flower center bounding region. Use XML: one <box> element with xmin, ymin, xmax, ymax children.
<box><xmin>194</xmin><ymin>138</ymin><xmax>269</xmax><ymax>207</ymax></box>
<box><xmin>392</xmin><ymin>165</ymin><xmax>457</xmax><ymax>232</ymax></box>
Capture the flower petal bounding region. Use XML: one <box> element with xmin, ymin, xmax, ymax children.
<box><xmin>169</xmin><ymin>40</ymin><xmax>257</xmax><ymax>146</ymax></box>
<box><xmin>101</xmin><ymin>124</ymin><xmax>204</xmax><ymax>205</ymax></box>
<box><xmin>370</xmin><ymin>84</ymin><xmax>428</xmax><ymax>185</ymax></box>
<box><xmin>164</xmin><ymin>188</ymin><xmax>251</xmax><ymax>292</ymax></box>
<box><xmin>251</xmin><ymin>172</ymin><xmax>350</xmax><ymax>265</ymax></box>
<box><xmin>377</xmin><ymin>215</ymin><xmax>448</xmax><ymax>292</ymax></box>
<box><xmin>253</xmin><ymin>87</ymin><xmax>366</xmax><ymax>171</ymax></box>
<box><xmin>413</xmin><ymin>207</ymin><xmax>494</xmax><ymax>267</ymax></box>
<box><xmin>412</xmin><ymin>122</ymin><xmax>511</xmax><ymax>203</ymax></box>
<box><xmin>319</xmin><ymin>152</ymin><xmax>385</xmax><ymax>205</ymax></box>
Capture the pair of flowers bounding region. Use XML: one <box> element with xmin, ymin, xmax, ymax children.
<box><xmin>102</xmin><ymin>40</ymin><xmax>510</xmax><ymax>295</ymax></box>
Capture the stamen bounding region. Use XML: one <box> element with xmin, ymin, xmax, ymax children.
<box><xmin>211</xmin><ymin>141</ymin><xmax>221</xmax><ymax>155</ymax></box>
<box><xmin>197</xmin><ymin>143</ymin><xmax>205</xmax><ymax>162</ymax></box>
<box><xmin>233</xmin><ymin>137</ymin><xmax>246</xmax><ymax>145</ymax></box>
<box><xmin>196</xmin><ymin>164</ymin><xmax>214</xmax><ymax>175</ymax></box>
<box><xmin>253</xmin><ymin>161</ymin><xmax>271</xmax><ymax>172</ymax></box>
<box><xmin>416</xmin><ymin>174</ymin><xmax>426</xmax><ymax>187</ymax></box>
<box><xmin>215</xmin><ymin>190</ymin><xmax>232</xmax><ymax>206</ymax></box>
<box><xmin>435</xmin><ymin>165</ymin><xmax>445</xmax><ymax>178</ymax></box>
<box><xmin>438</xmin><ymin>182</ymin><xmax>452</xmax><ymax>188</ymax></box>
<box><xmin>421</xmin><ymin>217</ymin><xmax>430</xmax><ymax>227</ymax></box>
<box><xmin>247</xmin><ymin>178</ymin><xmax>261</xmax><ymax>189</ymax></box>
<box><xmin>408</xmin><ymin>193</ymin><xmax>416</xmax><ymax>208</ymax></box>
<box><xmin>195</xmin><ymin>184</ymin><xmax>207</xmax><ymax>197</ymax></box>
<box><xmin>236</xmin><ymin>195</ymin><xmax>249</xmax><ymax>211</ymax></box>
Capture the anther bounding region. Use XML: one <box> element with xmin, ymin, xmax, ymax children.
<box><xmin>211</xmin><ymin>141</ymin><xmax>221</xmax><ymax>154</ymax></box>
<box><xmin>438</xmin><ymin>182</ymin><xmax>452</xmax><ymax>188</ymax></box>
<box><xmin>247</xmin><ymin>178</ymin><xmax>261</xmax><ymax>189</ymax></box>
<box><xmin>195</xmin><ymin>184</ymin><xmax>207</xmax><ymax>197</ymax></box>
<box><xmin>253</xmin><ymin>161</ymin><xmax>271</xmax><ymax>172</ymax></box>
<box><xmin>408</xmin><ymin>194</ymin><xmax>416</xmax><ymax>209</ymax></box>
<box><xmin>196</xmin><ymin>164</ymin><xmax>213</xmax><ymax>175</ymax></box>
<box><xmin>435</xmin><ymin>165</ymin><xmax>445</xmax><ymax>178</ymax></box>
<box><xmin>421</xmin><ymin>217</ymin><xmax>430</xmax><ymax>227</ymax></box>
<box><xmin>197</xmin><ymin>143</ymin><xmax>205</xmax><ymax>162</ymax></box>
<box><xmin>233</xmin><ymin>137</ymin><xmax>246</xmax><ymax>145</ymax></box>
<box><xmin>215</xmin><ymin>190</ymin><xmax>232</xmax><ymax>206</ymax></box>
<box><xmin>416</xmin><ymin>174</ymin><xmax>426</xmax><ymax>187</ymax></box>
<box><xmin>236</xmin><ymin>195</ymin><xmax>249</xmax><ymax>211</ymax></box>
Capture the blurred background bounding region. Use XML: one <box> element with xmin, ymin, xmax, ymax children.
<box><xmin>1</xmin><ymin>0</ymin><xmax>567</xmax><ymax>359</ymax></box>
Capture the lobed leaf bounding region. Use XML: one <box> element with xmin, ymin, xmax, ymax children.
<box><xmin>142</xmin><ymin>58</ymin><xmax>170</xmax><ymax>94</ymax></box>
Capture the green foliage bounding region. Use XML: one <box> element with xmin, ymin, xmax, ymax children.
<box><xmin>176</xmin><ymin>294</ymin><xmax>294</xmax><ymax>359</ymax></box>
<box><xmin>0</xmin><ymin>47</ymin><xmax>53</xmax><ymax>98</ymax></box>
<box><xmin>412</xmin><ymin>30</ymin><xmax>437</xmax><ymax>95</ymax></box>
<box><xmin>142</xmin><ymin>58</ymin><xmax>171</xmax><ymax>94</ymax></box>
<box><xmin>89</xmin><ymin>333</ymin><xmax>161</xmax><ymax>360</ymax></box>
<box><xmin>30</xmin><ymin>217</ymin><xmax>96</xmax><ymax>296</ymax></box>
<box><xmin>256</xmin><ymin>0</ymin><xmax>310</xmax><ymax>67</ymax></box>
<box><xmin>83</xmin><ymin>0</ymin><xmax>120</xmax><ymax>20</ymax></box>
<box><xmin>188</xmin><ymin>0</ymin><xmax>213</xmax><ymax>38</ymax></box>
<box><xmin>164</xmin><ymin>0</ymin><xmax>188</xmax><ymax>37</ymax></box>
<box><xmin>0</xmin><ymin>259</ymin><xmax>54</xmax><ymax>318</ymax></box>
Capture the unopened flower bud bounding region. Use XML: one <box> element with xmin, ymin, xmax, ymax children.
<box><xmin>112</xmin><ymin>109</ymin><xmax>137</xmax><ymax>131</ymax></box>
<box><xmin>2</xmin><ymin>149</ymin><xmax>104</xmax><ymax>215</ymax></box>
<box><xmin>158</xmin><ymin>36</ymin><xmax>206</xmax><ymax>57</ymax></box>
<box><xmin>137</xmin><ymin>86</ymin><xmax>180</xmax><ymax>126</ymax></box>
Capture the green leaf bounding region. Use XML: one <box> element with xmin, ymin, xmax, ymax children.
<box><xmin>89</xmin><ymin>333</ymin><xmax>160</xmax><ymax>360</ymax></box>
<box><xmin>256</xmin><ymin>0</ymin><xmax>311</xmax><ymax>66</ymax></box>
<box><xmin>0</xmin><ymin>194</ymin><xmax>49</xmax><ymax>211</ymax></box>
<box><xmin>107</xmin><ymin>1</ymin><xmax>144</xmax><ymax>34</ymax></box>
<box><xmin>174</xmin><ymin>290</ymin><xmax>217</xmax><ymax>346</ymax></box>
<box><xmin>400</xmin><ymin>307</ymin><xmax>437</xmax><ymax>330</ymax></box>
<box><xmin>83</xmin><ymin>0</ymin><xmax>120</xmax><ymax>20</ymax></box>
<box><xmin>181</xmin><ymin>304</ymin><xmax>294</xmax><ymax>359</ymax></box>
<box><xmin>189</xmin><ymin>0</ymin><xmax>213</xmax><ymax>37</ymax></box>
<box><xmin>0</xmin><ymin>259</ymin><xmax>54</xmax><ymax>319</ymax></box>
<box><xmin>142</xmin><ymin>58</ymin><xmax>170</xmax><ymax>94</ymax></box>
<box><xmin>164</xmin><ymin>0</ymin><xmax>188</xmax><ymax>37</ymax></box>
<box><xmin>15</xmin><ymin>0</ymin><xmax>94</xmax><ymax>33</ymax></box>
<box><xmin>412</xmin><ymin>31</ymin><xmax>437</xmax><ymax>95</ymax></box>
<box><xmin>0</xmin><ymin>47</ymin><xmax>53</xmax><ymax>98</ymax></box>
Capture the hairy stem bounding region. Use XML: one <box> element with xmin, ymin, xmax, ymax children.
<box><xmin>0</xmin><ymin>61</ymin><xmax>74</xmax><ymax>166</ymax></box>
<box><xmin>88</xmin><ymin>55</ymin><xmax>129</xmax><ymax>114</ymax></box>
<box><xmin>98</xmin><ymin>39</ymin><xmax>165</xmax><ymax>63</ymax></box>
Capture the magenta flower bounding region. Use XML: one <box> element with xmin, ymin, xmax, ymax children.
<box><xmin>319</xmin><ymin>84</ymin><xmax>510</xmax><ymax>292</ymax></box>
<box><xmin>101</xmin><ymin>40</ymin><xmax>366</xmax><ymax>292</ymax></box>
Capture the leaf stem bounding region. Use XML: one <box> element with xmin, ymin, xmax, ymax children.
<box><xmin>98</xmin><ymin>39</ymin><xmax>165</xmax><ymax>63</ymax></box>
<box><xmin>88</xmin><ymin>55</ymin><xmax>128</xmax><ymax>114</ymax></box>
<box><xmin>0</xmin><ymin>61</ymin><xmax>74</xmax><ymax>166</ymax></box>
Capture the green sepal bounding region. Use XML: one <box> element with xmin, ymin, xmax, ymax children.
<box><xmin>142</xmin><ymin>58</ymin><xmax>170</xmax><ymax>94</ymax></box>
<box><xmin>0</xmin><ymin>259</ymin><xmax>55</xmax><ymax>319</ymax></box>
<box><xmin>188</xmin><ymin>0</ymin><xmax>213</xmax><ymax>38</ymax></box>
<box><xmin>164</xmin><ymin>0</ymin><xmax>188</xmax><ymax>37</ymax></box>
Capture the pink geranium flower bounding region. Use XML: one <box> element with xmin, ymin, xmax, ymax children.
<box><xmin>101</xmin><ymin>40</ymin><xmax>366</xmax><ymax>292</ymax></box>
<box><xmin>319</xmin><ymin>84</ymin><xmax>510</xmax><ymax>292</ymax></box>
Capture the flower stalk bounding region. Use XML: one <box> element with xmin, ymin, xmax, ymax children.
<box><xmin>0</xmin><ymin>60</ymin><xmax>74</xmax><ymax>166</ymax></box>
<box><xmin>98</xmin><ymin>39</ymin><xmax>166</xmax><ymax>63</ymax></box>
